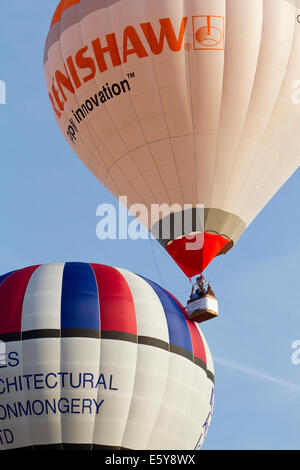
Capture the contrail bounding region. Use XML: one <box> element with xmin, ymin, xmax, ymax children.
<box><xmin>215</xmin><ymin>356</ymin><xmax>300</xmax><ymax>392</ymax></box>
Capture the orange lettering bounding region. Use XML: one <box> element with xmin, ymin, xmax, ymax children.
<box><xmin>123</xmin><ymin>26</ymin><xmax>148</xmax><ymax>62</ymax></box>
<box><xmin>66</xmin><ymin>56</ymin><xmax>81</xmax><ymax>89</ymax></box>
<box><xmin>75</xmin><ymin>46</ymin><xmax>96</xmax><ymax>83</ymax></box>
<box><xmin>51</xmin><ymin>80</ymin><xmax>64</xmax><ymax>111</ymax></box>
<box><xmin>55</xmin><ymin>67</ymin><xmax>75</xmax><ymax>102</ymax></box>
<box><xmin>49</xmin><ymin>92</ymin><xmax>62</xmax><ymax>118</ymax></box>
<box><xmin>141</xmin><ymin>17</ymin><xmax>188</xmax><ymax>54</ymax></box>
<box><xmin>92</xmin><ymin>34</ymin><xmax>122</xmax><ymax>73</ymax></box>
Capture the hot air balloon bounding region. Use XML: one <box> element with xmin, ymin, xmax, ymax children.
<box><xmin>44</xmin><ymin>0</ymin><xmax>300</xmax><ymax>277</ymax></box>
<box><xmin>0</xmin><ymin>263</ymin><xmax>214</xmax><ymax>450</ymax></box>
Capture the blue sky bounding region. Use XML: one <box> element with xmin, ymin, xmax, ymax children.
<box><xmin>1</xmin><ymin>1</ymin><xmax>300</xmax><ymax>450</ymax></box>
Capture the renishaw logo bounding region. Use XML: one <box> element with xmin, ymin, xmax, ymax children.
<box><xmin>48</xmin><ymin>15</ymin><xmax>225</xmax><ymax>120</ymax></box>
<box><xmin>193</xmin><ymin>16</ymin><xmax>225</xmax><ymax>50</ymax></box>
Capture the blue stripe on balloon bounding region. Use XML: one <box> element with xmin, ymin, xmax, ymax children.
<box><xmin>61</xmin><ymin>262</ymin><xmax>100</xmax><ymax>331</ymax></box>
<box><xmin>0</xmin><ymin>271</ymin><xmax>17</xmax><ymax>286</ymax></box>
<box><xmin>140</xmin><ymin>276</ymin><xmax>193</xmax><ymax>354</ymax></box>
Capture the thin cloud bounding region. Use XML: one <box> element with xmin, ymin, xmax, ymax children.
<box><xmin>215</xmin><ymin>356</ymin><xmax>300</xmax><ymax>393</ymax></box>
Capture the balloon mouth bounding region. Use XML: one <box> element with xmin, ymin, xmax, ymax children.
<box><xmin>165</xmin><ymin>232</ymin><xmax>231</xmax><ymax>278</ymax></box>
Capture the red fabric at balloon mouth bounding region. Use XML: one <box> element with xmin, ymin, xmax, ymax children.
<box><xmin>166</xmin><ymin>232</ymin><xmax>229</xmax><ymax>277</ymax></box>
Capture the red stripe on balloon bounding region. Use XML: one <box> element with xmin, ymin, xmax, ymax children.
<box><xmin>90</xmin><ymin>264</ymin><xmax>137</xmax><ymax>336</ymax></box>
<box><xmin>186</xmin><ymin>321</ymin><xmax>207</xmax><ymax>365</ymax></box>
<box><xmin>0</xmin><ymin>266</ymin><xmax>40</xmax><ymax>335</ymax></box>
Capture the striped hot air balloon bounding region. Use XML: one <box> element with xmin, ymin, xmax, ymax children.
<box><xmin>0</xmin><ymin>263</ymin><xmax>214</xmax><ymax>450</ymax></box>
<box><xmin>44</xmin><ymin>0</ymin><xmax>300</xmax><ymax>277</ymax></box>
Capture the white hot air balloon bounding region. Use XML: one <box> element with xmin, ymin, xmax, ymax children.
<box><xmin>44</xmin><ymin>0</ymin><xmax>300</xmax><ymax>278</ymax></box>
<box><xmin>0</xmin><ymin>263</ymin><xmax>214</xmax><ymax>450</ymax></box>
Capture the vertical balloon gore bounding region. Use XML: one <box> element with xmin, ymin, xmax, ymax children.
<box><xmin>166</xmin><ymin>233</ymin><xmax>231</xmax><ymax>278</ymax></box>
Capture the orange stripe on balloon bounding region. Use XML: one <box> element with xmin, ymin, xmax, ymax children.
<box><xmin>50</xmin><ymin>0</ymin><xmax>81</xmax><ymax>29</ymax></box>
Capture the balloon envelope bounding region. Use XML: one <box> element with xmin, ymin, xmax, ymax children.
<box><xmin>0</xmin><ymin>263</ymin><xmax>214</xmax><ymax>450</ymax></box>
<box><xmin>44</xmin><ymin>0</ymin><xmax>300</xmax><ymax>276</ymax></box>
